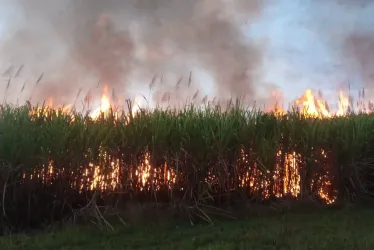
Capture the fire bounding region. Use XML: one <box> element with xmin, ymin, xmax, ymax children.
<box><xmin>89</xmin><ymin>85</ymin><xmax>111</xmax><ymax>119</ymax></box>
<box><xmin>292</xmin><ymin>89</ymin><xmax>352</xmax><ymax>118</ymax></box>
<box><xmin>28</xmin><ymin>97</ymin><xmax>72</xmax><ymax>117</ymax></box>
<box><xmin>24</xmin><ymin>86</ymin><xmax>359</xmax><ymax>205</ymax></box>
<box><xmin>32</xmin><ymin>86</ymin><xmax>353</xmax><ymax>120</ymax></box>
<box><xmin>295</xmin><ymin>89</ymin><xmax>331</xmax><ymax>118</ymax></box>
<box><xmin>336</xmin><ymin>90</ymin><xmax>350</xmax><ymax>116</ymax></box>
<box><xmin>87</xmin><ymin>85</ymin><xmax>144</xmax><ymax>119</ymax></box>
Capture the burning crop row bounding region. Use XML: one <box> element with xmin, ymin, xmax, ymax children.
<box><xmin>23</xmin><ymin>83</ymin><xmax>374</xmax><ymax>120</ymax></box>
<box><xmin>1</xmin><ymin>89</ymin><xmax>374</xmax><ymax>230</ymax></box>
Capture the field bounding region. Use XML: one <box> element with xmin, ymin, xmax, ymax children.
<box><xmin>1</xmin><ymin>207</ymin><xmax>374</xmax><ymax>249</ymax></box>
<box><xmin>0</xmin><ymin>100</ymin><xmax>374</xmax><ymax>233</ymax></box>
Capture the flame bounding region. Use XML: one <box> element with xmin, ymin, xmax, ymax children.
<box><xmin>89</xmin><ymin>85</ymin><xmax>111</xmax><ymax>119</ymax></box>
<box><xmin>336</xmin><ymin>91</ymin><xmax>350</xmax><ymax>116</ymax></box>
<box><xmin>23</xmin><ymin>86</ymin><xmax>359</xmax><ymax>205</ymax></box>
<box><xmin>295</xmin><ymin>89</ymin><xmax>331</xmax><ymax>118</ymax></box>
<box><xmin>87</xmin><ymin>85</ymin><xmax>144</xmax><ymax>120</ymax></box>
<box><xmin>292</xmin><ymin>89</ymin><xmax>352</xmax><ymax>118</ymax></box>
<box><xmin>28</xmin><ymin>97</ymin><xmax>72</xmax><ymax>117</ymax></box>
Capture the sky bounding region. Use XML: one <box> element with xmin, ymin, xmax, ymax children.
<box><xmin>0</xmin><ymin>0</ymin><xmax>373</xmax><ymax>110</ymax></box>
<box><xmin>248</xmin><ymin>0</ymin><xmax>374</xmax><ymax>103</ymax></box>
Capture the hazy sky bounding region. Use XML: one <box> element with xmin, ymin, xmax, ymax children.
<box><xmin>248</xmin><ymin>0</ymin><xmax>374</xmax><ymax>103</ymax></box>
<box><xmin>0</xmin><ymin>0</ymin><xmax>372</xmax><ymax>108</ymax></box>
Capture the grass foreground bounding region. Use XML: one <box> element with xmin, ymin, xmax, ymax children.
<box><xmin>1</xmin><ymin>207</ymin><xmax>374</xmax><ymax>250</ymax></box>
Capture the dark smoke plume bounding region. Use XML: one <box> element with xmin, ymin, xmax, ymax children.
<box><xmin>0</xmin><ymin>0</ymin><xmax>267</xmax><ymax>109</ymax></box>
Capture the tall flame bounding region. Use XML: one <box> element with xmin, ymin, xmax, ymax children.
<box><xmin>87</xmin><ymin>85</ymin><xmax>145</xmax><ymax>120</ymax></box>
<box><xmin>89</xmin><ymin>85</ymin><xmax>111</xmax><ymax>119</ymax></box>
<box><xmin>336</xmin><ymin>90</ymin><xmax>350</xmax><ymax>116</ymax></box>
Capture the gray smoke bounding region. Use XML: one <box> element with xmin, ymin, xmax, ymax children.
<box><xmin>321</xmin><ymin>1</ymin><xmax>374</xmax><ymax>88</ymax></box>
<box><xmin>0</xmin><ymin>0</ymin><xmax>267</xmax><ymax>109</ymax></box>
<box><xmin>343</xmin><ymin>34</ymin><xmax>374</xmax><ymax>87</ymax></box>
<box><xmin>309</xmin><ymin>0</ymin><xmax>374</xmax><ymax>109</ymax></box>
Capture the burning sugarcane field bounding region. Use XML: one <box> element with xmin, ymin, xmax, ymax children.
<box><xmin>1</xmin><ymin>0</ymin><xmax>374</xmax><ymax>249</ymax></box>
<box><xmin>1</xmin><ymin>85</ymin><xmax>374</xmax><ymax>229</ymax></box>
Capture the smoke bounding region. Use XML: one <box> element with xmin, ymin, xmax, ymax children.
<box><xmin>0</xmin><ymin>0</ymin><xmax>267</xmax><ymax>109</ymax></box>
<box><xmin>318</xmin><ymin>1</ymin><xmax>374</xmax><ymax>88</ymax></box>
<box><xmin>305</xmin><ymin>0</ymin><xmax>374</xmax><ymax>108</ymax></box>
<box><xmin>321</xmin><ymin>0</ymin><xmax>374</xmax><ymax>89</ymax></box>
<box><xmin>343</xmin><ymin>34</ymin><xmax>374</xmax><ymax>87</ymax></box>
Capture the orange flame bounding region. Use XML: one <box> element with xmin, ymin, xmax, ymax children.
<box><xmin>290</xmin><ymin>89</ymin><xmax>352</xmax><ymax>118</ymax></box>
<box><xmin>336</xmin><ymin>91</ymin><xmax>350</xmax><ymax>116</ymax></box>
<box><xmin>29</xmin><ymin>97</ymin><xmax>72</xmax><ymax>117</ymax></box>
<box><xmin>89</xmin><ymin>85</ymin><xmax>111</xmax><ymax>119</ymax></box>
<box><xmin>295</xmin><ymin>89</ymin><xmax>331</xmax><ymax>118</ymax></box>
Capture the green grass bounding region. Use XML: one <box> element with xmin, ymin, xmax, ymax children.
<box><xmin>1</xmin><ymin>207</ymin><xmax>374</xmax><ymax>250</ymax></box>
